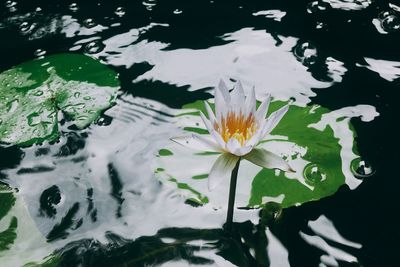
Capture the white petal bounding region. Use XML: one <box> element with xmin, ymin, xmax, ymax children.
<box><xmin>226</xmin><ymin>137</ymin><xmax>241</xmax><ymax>154</ymax></box>
<box><xmin>210</xmin><ymin>129</ymin><xmax>227</xmax><ymax>149</ymax></box>
<box><xmin>215</xmin><ymin>80</ymin><xmax>230</xmax><ymax>121</ymax></box>
<box><xmin>262</xmin><ymin>104</ymin><xmax>289</xmax><ymax>137</ymax></box>
<box><xmin>232</xmin><ymin>145</ymin><xmax>254</xmax><ymax>156</ymax></box>
<box><xmin>200</xmin><ymin>112</ymin><xmax>227</xmax><ymax>149</ymax></box>
<box><xmin>200</xmin><ymin>111</ymin><xmax>214</xmax><ymax>134</ymax></box>
<box><xmin>256</xmin><ymin>94</ymin><xmax>271</xmax><ymax>121</ymax></box>
<box><xmin>244</xmin><ymin>86</ymin><xmax>256</xmax><ymax>116</ymax></box>
<box><xmin>244</xmin><ymin>148</ymin><xmax>294</xmax><ymax>172</ymax></box>
<box><xmin>245</xmin><ymin>118</ymin><xmax>267</xmax><ymax>148</ymax></box>
<box><xmin>230</xmin><ymin>81</ymin><xmax>246</xmax><ymax>109</ymax></box>
<box><xmin>218</xmin><ymin>79</ymin><xmax>231</xmax><ymax>102</ymax></box>
<box><xmin>208</xmin><ymin>153</ymin><xmax>240</xmax><ymax>191</ymax></box>
<box><xmin>245</xmin><ymin>129</ymin><xmax>263</xmax><ymax>148</ymax></box>
<box><xmin>204</xmin><ymin>101</ymin><xmax>216</xmax><ymax>124</ymax></box>
<box><xmin>171</xmin><ymin>134</ymin><xmax>222</xmax><ymax>152</ymax></box>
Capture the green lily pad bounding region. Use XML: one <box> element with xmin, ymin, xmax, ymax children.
<box><xmin>0</xmin><ymin>53</ymin><xmax>120</xmax><ymax>146</ymax></box>
<box><xmin>156</xmin><ymin>100</ymin><xmax>362</xmax><ymax>208</ymax></box>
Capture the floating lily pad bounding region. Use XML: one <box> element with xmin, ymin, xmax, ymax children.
<box><xmin>156</xmin><ymin>100</ymin><xmax>361</xmax><ymax>208</ymax></box>
<box><xmin>0</xmin><ymin>53</ymin><xmax>120</xmax><ymax>145</ymax></box>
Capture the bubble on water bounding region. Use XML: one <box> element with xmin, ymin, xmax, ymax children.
<box><xmin>34</xmin><ymin>49</ymin><xmax>46</xmax><ymax>57</ymax></box>
<box><xmin>5</xmin><ymin>1</ymin><xmax>16</xmax><ymax>8</ymax></box>
<box><xmin>84</xmin><ymin>41</ymin><xmax>105</xmax><ymax>54</ymax></box>
<box><xmin>115</xmin><ymin>7</ymin><xmax>126</xmax><ymax>17</ymax></box>
<box><xmin>173</xmin><ymin>9</ymin><xmax>182</xmax><ymax>15</ymax></box>
<box><xmin>294</xmin><ymin>41</ymin><xmax>318</xmax><ymax>66</ymax></box>
<box><xmin>316</xmin><ymin>22</ymin><xmax>326</xmax><ymax>30</ymax></box>
<box><xmin>378</xmin><ymin>10</ymin><xmax>396</xmax><ymax>20</ymax></box>
<box><xmin>5</xmin><ymin>0</ymin><xmax>17</xmax><ymax>11</ymax></box>
<box><xmin>83</xmin><ymin>96</ymin><xmax>91</xmax><ymax>100</ymax></box>
<box><xmin>35</xmin><ymin>6</ymin><xmax>42</xmax><ymax>12</ymax></box>
<box><xmin>74</xmin><ymin>92</ymin><xmax>81</xmax><ymax>98</ymax></box>
<box><xmin>19</xmin><ymin>22</ymin><xmax>35</xmax><ymax>34</ymax></box>
<box><xmin>83</xmin><ymin>18</ymin><xmax>97</xmax><ymax>28</ymax></box>
<box><xmin>96</xmin><ymin>116</ymin><xmax>111</xmax><ymax>126</ymax></box>
<box><xmin>351</xmin><ymin>158</ymin><xmax>375</xmax><ymax>178</ymax></box>
<box><xmin>69</xmin><ymin>3</ymin><xmax>79</xmax><ymax>12</ymax></box>
<box><xmin>374</xmin><ymin>10</ymin><xmax>400</xmax><ymax>34</ymax></box>
<box><xmin>381</xmin><ymin>15</ymin><xmax>400</xmax><ymax>32</ymax></box>
<box><xmin>143</xmin><ymin>0</ymin><xmax>157</xmax><ymax>11</ymax></box>
<box><xmin>303</xmin><ymin>163</ymin><xmax>326</xmax><ymax>186</ymax></box>
<box><xmin>307</xmin><ymin>1</ymin><xmax>330</xmax><ymax>14</ymax></box>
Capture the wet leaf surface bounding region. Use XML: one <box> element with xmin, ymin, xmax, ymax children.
<box><xmin>0</xmin><ymin>53</ymin><xmax>119</xmax><ymax>145</ymax></box>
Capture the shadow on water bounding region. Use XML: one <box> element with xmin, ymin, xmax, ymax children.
<box><xmin>49</xmin><ymin>204</ymin><xmax>282</xmax><ymax>267</ymax></box>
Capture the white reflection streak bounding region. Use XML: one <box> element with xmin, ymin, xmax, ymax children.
<box><xmin>362</xmin><ymin>57</ymin><xmax>400</xmax><ymax>82</ymax></box>
<box><xmin>300</xmin><ymin>232</ymin><xmax>357</xmax><ymax>264</ymax></box>
<box><xmin>252</xmin><ymin>10</ymin><xmax>287</xmax><ymax>22</ymax></box>
<box><xmin>267</xmin><ymin>229</ymin><xmax>290</xmax><ymax>267</ymax></box>
<box><xmin>309</xmin><ymin>215</ymin><xmax>362</xmax><ymax>249</ymax></box>
<box><xmin>300</xmin><ymin>214</ymin><xmax>362</xmax><ymax>266</ymax></box>
<box><xmin>99</xmin><ymin>27</ymin><xmax>339</xmax><ymax>104</ymax></box>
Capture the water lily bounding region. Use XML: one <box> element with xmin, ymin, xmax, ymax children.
<box><xmin>172</xmin><ymin>80</ymin><xmax>293</xmax><ymax>191</ymax></box>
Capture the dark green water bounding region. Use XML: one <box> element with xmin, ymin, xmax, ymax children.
<box><xmin>0</xmin><ymin>0</ymin><xmax>399</xmax><ymax>266</ymax></box>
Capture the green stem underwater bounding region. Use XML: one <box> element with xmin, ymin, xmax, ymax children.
<box><xmin>225</xmin><ymin>157</ymin><xmax>241</xmax><ymax>232</ymax></box>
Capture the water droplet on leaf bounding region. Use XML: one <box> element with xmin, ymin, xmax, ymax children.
<box><xmin>7</xmin><ymin>99</ymin><xmax>19</xmax><ymax>113</ymax></box>
<box><xmin>303</xmin><ymin>163</ymin><xmax>325</xmax><ymax>185</ymax></box>
<box><xmin>27</xmin><ymin>112</ymin><xmax>41</xmax><ymax>126</ymax></box>
<box><xmin>33</xmin><ymin>90</ymin><xmax>44</xmax><ymax>96</ymax></box>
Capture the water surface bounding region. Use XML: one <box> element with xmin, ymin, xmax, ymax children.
<box><xmin>0</xmin><ymin>0</ymin><xmax>399</xmax><ymax>266</ymax></box>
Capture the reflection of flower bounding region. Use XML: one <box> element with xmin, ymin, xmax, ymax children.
<box><xmin>172</xmin><ymin>80</ymin><xmax>293</xmax><ymax>190</ymax></box>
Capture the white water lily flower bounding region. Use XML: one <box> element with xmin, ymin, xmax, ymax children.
<box><xmin>172</xmin><ymin>80</ymin><xmax>293</xmax><ymax>190</ymax></box>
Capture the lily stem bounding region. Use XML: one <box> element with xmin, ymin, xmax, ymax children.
<box><xmin>225</xmin><ymin>158</ymin><xmax>241</xmax><ymax>232</ymax></box>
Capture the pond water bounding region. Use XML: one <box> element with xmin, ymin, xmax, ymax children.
<box><xmin>0</xmin><ymin>0</ymin><xmax>399</xmax><ymax>266</ymax></box>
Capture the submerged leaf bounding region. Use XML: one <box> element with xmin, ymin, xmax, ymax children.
<box><xmin>0</xmin><ymin>184</ymin><xmax>17</xmax><ymax>252</ymax></box>
<box><xmin>0</xmin><ymin>53</ymin><xmax>120</xmax><ymax>145</ymax></box>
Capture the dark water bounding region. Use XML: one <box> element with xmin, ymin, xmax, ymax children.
<box><xmin>0</xmin><ymin>0</ymin><xmax>399</xmax><ymax>266</ymax></box>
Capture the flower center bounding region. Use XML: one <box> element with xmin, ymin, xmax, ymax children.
<box><xmin>214</xmin><ymin>111</ymin><xmax>257</xmax><ymax>146</ymax></box>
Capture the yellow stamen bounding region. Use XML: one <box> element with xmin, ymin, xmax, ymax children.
<box><xmin>214</xmin><ymin>111</ymin><xmax>257</xmax><ymax>145</ymax></box>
